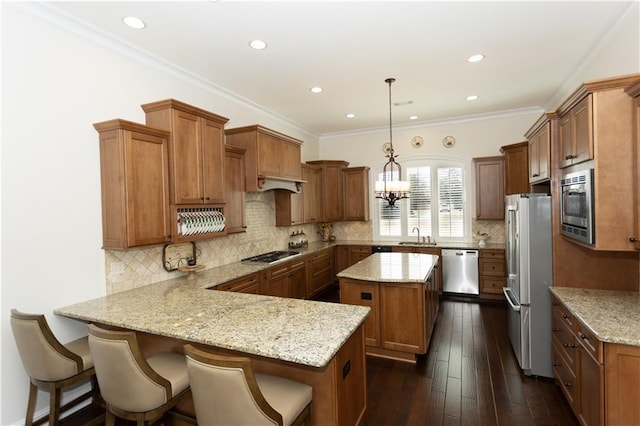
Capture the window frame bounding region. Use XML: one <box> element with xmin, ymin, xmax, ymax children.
<box><xmin>371</xmin><ymin>155</ymin><xmax>473</xmax><ymax>243</ymax></box>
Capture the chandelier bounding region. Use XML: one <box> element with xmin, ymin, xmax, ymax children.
<box><xmin>375</xmin><ymin>77</ymin><xmax>410</xmax><ymax>207</ymax></box>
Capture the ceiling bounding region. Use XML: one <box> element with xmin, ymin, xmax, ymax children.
<box><xmin>46</xmin><ymin>1</ymin><xmax>635</xmax><ymax>136</ymax></box>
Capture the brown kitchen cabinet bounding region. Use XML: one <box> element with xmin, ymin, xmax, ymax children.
<box><xmin>525</xmin><ymin>114</ymin><xmax>554</xmax><ymax>184</ymax></box>
<box><xmin>473</xmin><ymin>156</ymin><xmax>505</xmax><ymax>220</ymax></box>
<box><xmin>336</xmin><ymin>245</ymin><xmax>373</xmax><ymax>273</ymax></box>
<box><xmin>225</xmin><ymin>125</ymin><xmax>303</xmax><ymax>191</ymax></box>
<box><xmin>392</xmin><ymin>246</ymin><xmax>443</xmax><ymax>294</ymax></box>
<box><xmin>306</xmin><ymin>160</ymin><xmax>349</xmax><ymax>222</ymax></box>
<box><xmin>275</xmin><ymin>163</ymin><xmax>322</xmax><ymax>226</ymax></box>
<box><xmin>551</xmin><ymin>295</ymin><xmax>604</xmax><ymax>426</ymax></box>
<box><xmin>500</xmin><ymin>141</ymin><xmax>529</xmax><ymax>195</ymax></box>
<box><xmin>626</xmin><ymin>80</ymin><xmax>640</xmax><ymax>250</ymax></box>
<box><xmin>342</xmin><ymin>166</ymin><xmax>370</xmax><ymax>221</ymax></box>
<box><xmin>212</xmin><ymin>273</ymin><xmax>260</xmax><ymax>294</ymax></box>
<box><xmin>339</xmin><ymin>262</ymin><xmax>438</xmax><ymax>363</ymax></box>
<box><xmin>262</xmin><ymin>257</ymin><xmax>307</xmax><ymax>299</ymax></box>
<box><xmin>605</xmin><ymin>343</ymin><xmax>640</xmax><ymax>426</ymax></box>
<box><xmin>479</xmin><ymin>249</ymin><xmax>506</xmax><ymax>296</ymax></box>
<box><xmin>142</xmin><ymin>99</ymin><xmax>228</xmax><ymax>205</ymax></box>
<box><xmin>224</xmin><ymin>145</ymin><xmax>247</xmax><ymax>234</ymax></box>
<box><xmin>306</xmin><ymin>246</ymin><xmax>335</xmax><ymax>298</ymax></box>
<box><xmin>558</xmin><ymin>95</ymin><xmax>593</xmax><ymax>169</ymax></box>
<box><xmin>93</xmin><ymin>119</ymin><xmax>171</xmax><ymax>250</ymax></box>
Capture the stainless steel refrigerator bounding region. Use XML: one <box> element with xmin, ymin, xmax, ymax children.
<box><xmin>503</xmin><ymin>193</ymin><xmax>553</xmax><ymax>378</ymax></box>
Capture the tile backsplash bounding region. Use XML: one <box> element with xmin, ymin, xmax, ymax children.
<box><xmin>104</xmin><ymin>193</ymin><xmax>505</xmax><ymax>294</ymax></box>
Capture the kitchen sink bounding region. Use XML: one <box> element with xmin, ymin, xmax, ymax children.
<box><xmin>398</xmin><ymin>241</ymin><xmax>438</xmax><ymax>246</ymax></box>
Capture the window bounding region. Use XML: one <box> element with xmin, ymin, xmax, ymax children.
<box><xmin>374</xmin><ymin>157</ymin><xmax>471</xmax><ymax>242</ymax></box>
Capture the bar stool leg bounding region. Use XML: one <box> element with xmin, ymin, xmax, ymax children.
<box><xmin>25</xmin><ymin>382</ymin><xmax>38</xmax><ymax>426</ymax></box>
<box><xmin>105</xmin><ymin>407</ymin><xmax>116</xmax><ymax>426</ymax></box>
<box><xmin>48</xmin><ymin>382</ymin><xmax>62</xmax><ymax>425</ymax></box>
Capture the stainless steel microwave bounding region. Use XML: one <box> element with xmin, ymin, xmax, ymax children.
<box><xmin>560</xmin><ymin>169</ymin><xmax>595</xmax><ymax>245</ymax></box>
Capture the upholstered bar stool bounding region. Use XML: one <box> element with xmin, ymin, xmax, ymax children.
<box><xmin>10</xmin><ymin>309</ymin><xmax>103</xmax><ymax>426</ymax></box>
<box><xmin>87</xmin><ymin>324</ymin><xmax>194</xmax><ymax>426</ymax></box>
<box><xmin>184</xmin><ymin>344</ymin><xmax>313</xmax><ymax>426</ymax></box>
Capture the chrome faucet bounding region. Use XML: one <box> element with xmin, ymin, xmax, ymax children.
<box><xmin>412</xmin><ymin>227</ymin><xmax>420</xmax><ymax>244</ymax></box>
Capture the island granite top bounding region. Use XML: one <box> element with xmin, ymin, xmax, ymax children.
<box><xmin>337</xmin><ymin>252</ymin><xmax>438</xmax><ymax>283</ymax></box>
<box><xmin>550</xmin><ymin>286</ymin><xmax>640</xmax><ymax>347</ymax></box>
<box><xmin>55</xmin><ymin>277</ymin><xmax>369</xmax><ymax>368</ymax></box>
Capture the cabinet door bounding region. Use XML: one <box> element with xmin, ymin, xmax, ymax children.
<box><xmin>275</xmin><ymin>190</ymin><xmax>303</xmax><ymax>226</ymax></box>
<box><xmin>302</xmin><ymin>165</ymin><xmax>322</xmax><ymax>223</ymax></box>
<box><xmin>577</xmin><ymin>346</ymin><xmax>603</xmax><ymax>426</ymax></box>
<box><xmin>323</xmin><ymin>163</ymin><xmax>345</xmax><ymax>222</ymax></box>
<box><xmin>605</xmin><ymin>344</ymin><xmax>640</xmax><ymax>426</ymax></box>
<box><xmin>201</xmin><ymin>118</ymin><xmax>225</xmax><ymax>204</ymax></box>
<box><xmin>380</xmin><ymin>283</ymin><xmax>425</xmax><ymax>354</ymax></box>
<box><xmin>502</xmin><ymin>142</ymin><xmax>529</xmax><ymax>195</ymax></box>
<box><xmin>307</xmin><ymin>249</ymin><xmax>335</xmax><ymax>297</ymax></box>
<box><xmin>281</xmin><ymin>141</ymin><xmax>302</xmax><ymax>180</ymax></box>
<box><xmin>474</xmin><ymin>157</ymin><xmax>505</xmax><ymax>220</ymax></box>
<box><xmin>340</xmin><ymin>279</ymin><xmax>379</xmax><ymax>347</ymax></box>
<box><xmin>342</xmin><ymin>167</ymin><xmax>370</xmax><ymax>221</ymax></box>
<box><xmin>257</xmin><ymin>133</ymin><xmax>282</xmax><ymax>177</ymax></box>
<box><xmin>572</xmin><ymin>95</ymin><xmax>594</xmax><ymax>165</ymax></box>
<box><xmin>224</xmin><ymin>146</ymin><xmax>246</xmax><ymax>233</ymax></box>
<box><xmin>529</xmin><ymin>122</ymin><xmax>550</xmax><ymax>183</ymax></box>
<box><xmin>558</xmin><ymin>114</ymin><xmax>574</xmax><ymax>168</ymax></box>
<box><xmin>172</xmin><ymin>109</ymin><xmax>205</xmax><ymax>204</ymax></box>
<box><xmin>335</xmin><ymin>246</ymin><xmax>350</xmax><ymax>273</ymax></box>
<box><xmin>95</xmin><ymin>121</ymin><xmax>171</xmax><ymax>250</ymax></box>
<box><xmin>290</xmin><ymin>262</ymin><xmax>307</xmax><ymax>299</ymax></box>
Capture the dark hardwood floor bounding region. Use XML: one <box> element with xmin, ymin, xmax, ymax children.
<box><xmin>363</xmin><ymin>298</ymin><xmax>578</xmax><ymax>426</ymax></box>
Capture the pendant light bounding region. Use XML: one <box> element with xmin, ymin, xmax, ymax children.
<box><xmin>375</xmin><ymin>77</ymin><xmax>410</xmax><ymax>207</ymax></box>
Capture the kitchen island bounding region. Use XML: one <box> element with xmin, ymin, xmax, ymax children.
<box><xmin>55</xmin><ymin>277</ymin><xmax>370</xmax><ymax>425</ymax></box>
<box><xmin>337</xmin><ymin>252</ymin><xmax>439</xmax><ymax>363</ymax></box>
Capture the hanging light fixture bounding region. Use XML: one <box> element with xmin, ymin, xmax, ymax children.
<box><xmin>375</xmin><ymin>77</ymin><xmax>410</xmax><ymax>207</ymax></box>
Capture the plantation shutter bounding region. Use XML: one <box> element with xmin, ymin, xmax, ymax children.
<box><xmin>437</xmin><ymin>167</ymin><xmax>464</xmax><ymax>238</ymax></box>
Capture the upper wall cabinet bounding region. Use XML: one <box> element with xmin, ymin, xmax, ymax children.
<box><xmin>558</xmin><ymin>95</ymin><xmax>593</xmax><ymax>169</ymax></box>
<box><xmin>500</xmin><ymin>141</ymin><xmax>529</xmax><ymax>195</ymax></box>
<box><xmin>307</xmin><ymin>160</ymin><xmax>349</xmax><ymax>222</ymax></box>
<box><xmin>473</xmin><ymin>156</ymin><xmax>504</xmax><ymax>220</ymax></box>
<box><xmin>142</xmin><ymin>99</ymin><xmax>229</xmax><ymax>205</ymax></box>
<box><xmin>342</xmin><ymin>166</ymin><xmax>370</xmax><ymax>221</ymax></box>
<box><xmin>94</xmin><ymin>119</ymin><xmax>171</xmax><ymax>250</ymax></box>
<box><xmin>224</xmin><ymin>125</ymin><xmax>303</xmax><ymax>191</ymax></box>
<box><xmin>625</xmin><ymin>80</ymin><xmax>640</xmax><ymax>251</ymax></box>
<box><xmin>525</xmin><ymin>113</ymin><xmax>556</xmax><ymax>184</ymax></box>
<box><xmin>224</xmin><ymin>145</ymin><xmax>247</xmax><ymax>234</ymax></box>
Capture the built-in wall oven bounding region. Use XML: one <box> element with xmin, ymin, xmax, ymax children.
<box><xmin>560</xmin><ymin>168</ymin><xmax>595</xmax><ymax>245</ymax></box>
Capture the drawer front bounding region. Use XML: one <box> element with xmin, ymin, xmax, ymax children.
<box><xmin>479</xmin><ymin>258</ymin><xmax>506</xmax><ymax>276</ymax></box>
<box><xmin>268</xmin><ymin>262</ymin><xmax>290</xmax><ymax>279</ymax></box>
<box><xmin>552</xmin><ymin>298</ymin><xmax>577</xmax><ymax>331</ymax></box>
<box><xmin>480</xmin><ymin>276</ymin><xmax>506</xmax><ymax>294</ymax></box>
<box><xmin>552</xmin><ymin>341</ymin><xmax>577</xmax><ymax>408</ymax></box>
<box><xmin>214</xmin><ymin>273</ymin><xmax>260</xmax><ymax>292</ymax></box>
<box><xmin>479</xmin><ymin>249</ymin><xmax>505</xmax><ymax>259</ymax></box>
<box><xmin>552</xmin><ymin>309</ymin><xmax>577</xmax><ymax>373</ymax></box>
<box><xmin>576</xmin><ymin>323</ymin><xmax>603</xmax><ymax>364</ymax></box>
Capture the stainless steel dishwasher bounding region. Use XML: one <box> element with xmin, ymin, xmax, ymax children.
<box><xmin>442</xmin><ymin>249</ymin><xmax>479</xmax><ymax>296</ymax></box>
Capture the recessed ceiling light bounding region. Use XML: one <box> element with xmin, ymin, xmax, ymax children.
<box><xmin>467</xmin><ymin>95</ymin><xmax>479</xmax><ymax>101</ymax></box>
<box><xmin>409</xmin><ymin>115</ymin><xmax>418</xmax><ymax>120</ymax></box>
<box><xmin>310</xmin><ymin>87</ymin><xmax>323</xmax><ymax>94</ymax></box>
<box><xmin>345</xmin><ymin>113</ymin><xmax>355</xmax><ymax>119</ymax></box>
<box><xmin>467</xmin><ymin>54</ymin><xmax>484</xmax><ymax>63</ymax></box>
<box><xmin>122</xmin><ymin>16</ymin><xmax>146</xmax><ymax>29</ymax></box>
<box><xmin>249</xmin><ymin>40</ymin><xmax>267</xmax><ymax>50</ymax></box>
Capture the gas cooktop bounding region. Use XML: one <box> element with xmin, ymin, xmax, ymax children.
<box><xmin>241</xmin><ymin>250</ymin><xmax>300</xmax><ymax>264</ymax></box>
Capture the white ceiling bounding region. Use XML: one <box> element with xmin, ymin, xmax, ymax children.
<box><xmin>47</xmin><ymin>1</ymin><xmax>635</xmax><ymax>136</ymax></box>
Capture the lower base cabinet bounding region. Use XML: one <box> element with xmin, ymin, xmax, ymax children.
<box><xmin>552</xmin><ymin>294</ymin><xmax>640</xmax><ymax>426</ymax></box>
<box><xmin>340</xmin><ymin>264</ymin><xmax>439</xmax><ymax>363</ymax></box>
<box><xmin>262</xmin><ymin>258</ymin><xmax>307</xmax><ymax>299</ymax></box>
<box><xmin>307</xmin><ymin>247</ymin><xmax>335</xmax><ymax>298</ymax></box>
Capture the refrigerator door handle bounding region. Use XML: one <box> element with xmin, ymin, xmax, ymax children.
<box><xmin>503</xmin><ymin>287</ymin><xmax>521</xmax><ymax>312</ymax></box>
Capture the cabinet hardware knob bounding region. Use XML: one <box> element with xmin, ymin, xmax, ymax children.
<box><xmin>552</xmin><ymin>328</ymin><xmax>560</xmax><ymax>333</ymax></box>
<box><xmin>562</xmin><ymin>314</ymin><xmax>569</xmax><ymax>319</ymax></box>
<box><xmin>563</xmin><ymin>343</ymin><xmax>576</xmax><ymax>348</ymax></box>
<box><xmin>580</xmin><ymin>333</ymin><xmax>588</xmax><ymax>340</ymax></box>
<box><xmin>553</xmin><ymin>362</ymin><xmax>561</xmax><ymax>367</ymax></box>
<box><xmin>564</xmin><ymin>382</ymin><xmax>572</xmax><ymax>387</ymax></box>
<box><xmin>564</xmin><ymin>154</ymin><xmax>574</xmax><ymax>160</ymax></box>
<box><xmin>532</xmin><ymin>173</ymin><xmax>539</xmax><ymax>177</ymax></box>
<box><xmin>630</xmin><ymin>237</ymin><xmax>638</xmax><ymax>243</ymax></box>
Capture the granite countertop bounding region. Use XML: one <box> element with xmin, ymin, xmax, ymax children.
<box><xmin>55</xmin><ymin>276</ymin><xmax>369</xmax><ymax>368</ymax></box>
<box><xmin>337</xmin><ymin>252</ymin><xmax>438</xmax><ymax>283</ymax></box>
<box><xmin>339</xmin><ymin>239</ymin><xmax>505</xmax><ymax>251</ymax></box>
<box><xmin>550</xmin><ymin>287</ymin><xmax>640</xmax><ymax>347</ymax></box>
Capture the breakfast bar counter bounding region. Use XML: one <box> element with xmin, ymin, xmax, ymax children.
<box><xmin>55</xmin><ymin>277</ymin><xmax>370</xmax><ymax>425</ymax></box>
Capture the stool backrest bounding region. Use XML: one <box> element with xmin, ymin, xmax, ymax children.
<box><xmin>10</xmin><ymin>309</ymin><xmax>84</xmax><ymax>381</ymax></box>
<box><xmin>184</xmin><ymin>344</ymin><xmax>282</xmax><ymax>425</ymax></box>
<box><xmin>87</xmin><ymin>324</ymin><xmax>172</xmax><ymax>413</ymax></box>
